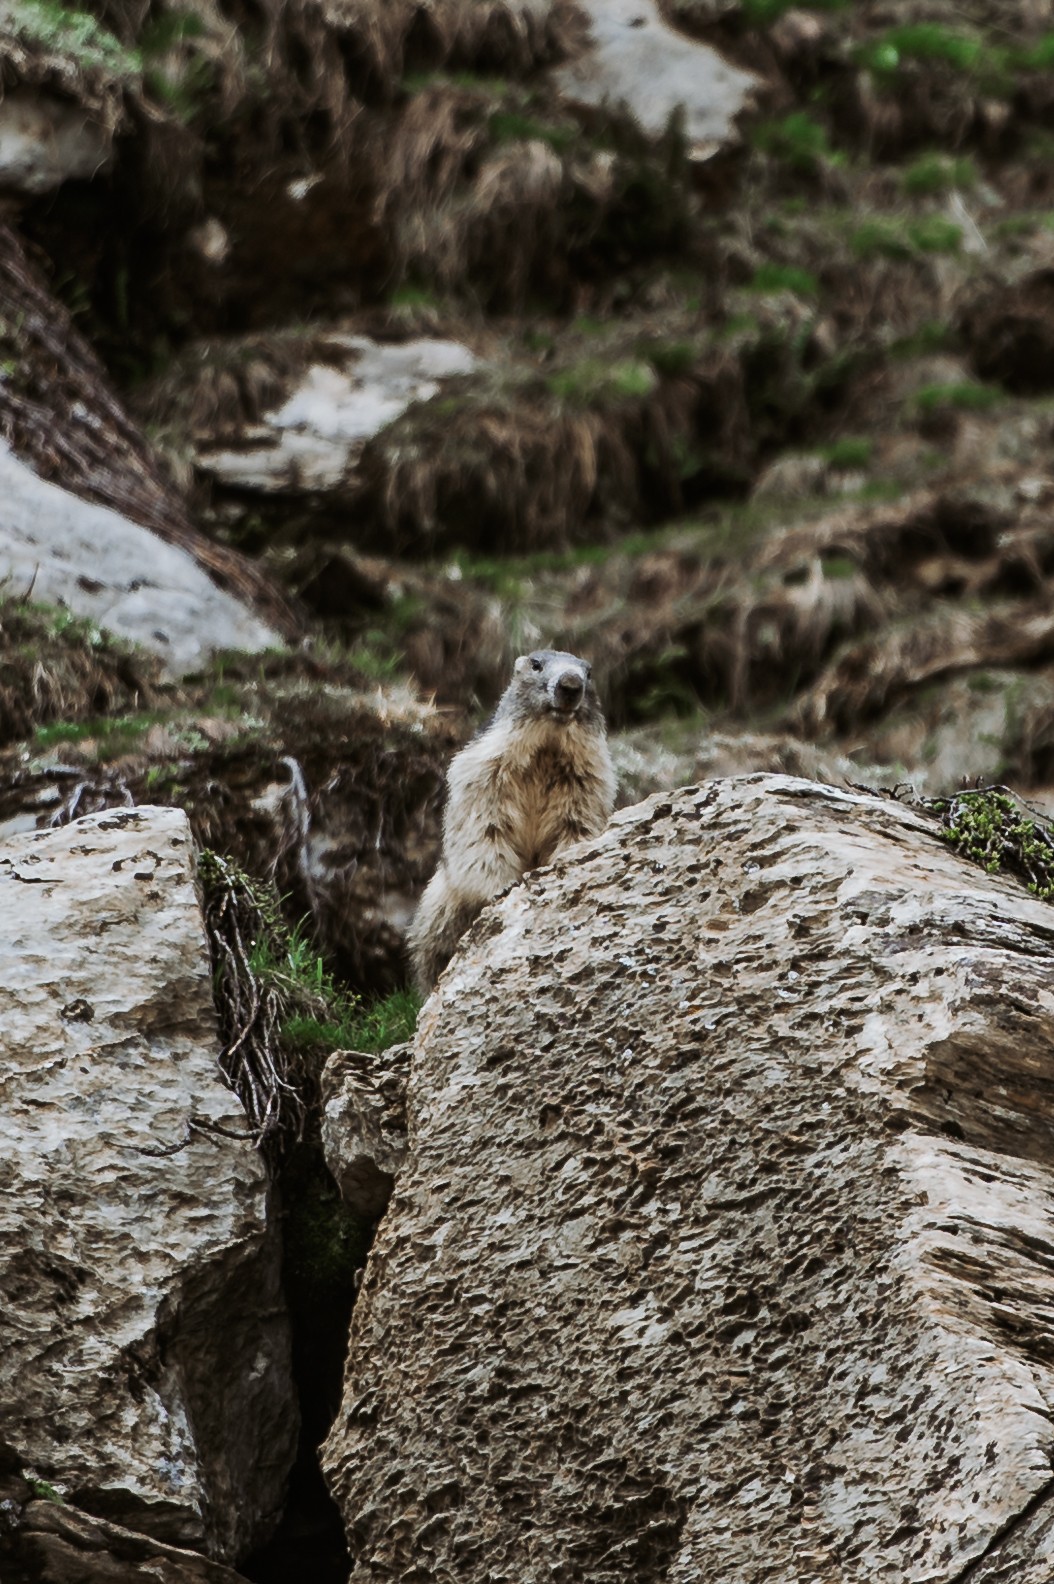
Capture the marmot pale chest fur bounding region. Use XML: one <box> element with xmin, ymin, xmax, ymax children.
<box><xmin>409</xmin><ymin>648</ymin><xmax>617</xmax><ymax>989</ymax></box>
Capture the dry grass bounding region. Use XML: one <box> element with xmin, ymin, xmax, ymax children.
<box><xmin>0</xmin><ymin>600</ymin><xmax>163</xmax><ymax>748</ymax></box>
<box><xmin>353</xmin><ymin>355</ymin><xmax>724</xmax><ymax>552</ymax></box>
<box><xmin>794</xmin><ymin>603</ymin><xmax>1054</xmax><ymax>737</ymax></box>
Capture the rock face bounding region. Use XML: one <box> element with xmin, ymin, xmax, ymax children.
<box><xmin>0</xmin><ymin>807</ymin><xmax>297</xmax><ymax>1562</ymax></box>
<box><xmin>323</xmin><ymin>775</ymin><xmax>1054</xmax><ymax>1580</ymax></box>
<box><xmin>0</xmin><ymin>442</ymin><xmax>281</xmax><ymax>676</ymax></box>
<box><xmin>321</xmin><ymin>1044</ymin><xmax>412</xmax><ymax>1222</ymax></box>
<box><xmin>555</xmin><ymin>0</ymin><xmax>759</xmax><ymax>156</ymax></box>
<box><xmin>0</xmin><ymin>88</ymin><xmax>113</xmax><ymax>193</ymax></box>
<box><xmin>197</xmin><ymin>336</ymin><xmax>479</xmax><ymax>493</ymax></box>
<box><xmin>1</xmin><ymin>1490</ymin><xmax>247</xmax><ymax>1583</ymax></box>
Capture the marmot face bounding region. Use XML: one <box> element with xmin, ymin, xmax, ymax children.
<box><xmin>500</xmin><ymin>650</ymin><xmax>604</xmax><ymax>730</ymax></box>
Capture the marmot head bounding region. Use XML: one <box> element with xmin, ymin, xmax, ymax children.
<box><xmin>497</xmin><ymin>649</ymin><xmax>605</xmax><ymax>730</ymax></box>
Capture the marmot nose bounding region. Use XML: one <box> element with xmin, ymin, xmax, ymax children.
<box><xmin>554</xmin><ymin>672</ymin><xmax>585</xmax><ymax>708</ymax></box>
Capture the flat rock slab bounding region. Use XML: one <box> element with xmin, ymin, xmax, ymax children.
<box><xmin>323</xmin><ymin>775</ymin><xmax>1054</xmax><ymax>1581</ymax></box>
<box><xmin>0</xmin><ymin>443</ymin><xmax>281</xmax><ymax>675</ymax></box>
<box><xmin>0</xmin><ymin>806</ymin><xmax>297</xmax><ymax>1561</ymax></box>
<box><xmin>198</xmin><ymin>336</ymin><xmax>478</xmax><ymax>492</ymax></box>
<box><xmin>555</xmin><ymin>0</ymin><xmax>759</xmax><ymax>155</ymax></box>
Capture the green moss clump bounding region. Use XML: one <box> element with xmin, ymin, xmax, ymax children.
<box><xmin>929</xmin><ymin>788</ymin><xmax>1054</xmax><ymax>898</ymax></box>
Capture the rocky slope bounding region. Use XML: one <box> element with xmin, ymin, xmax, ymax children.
<box><xmin>5</xmin><ymin>0</ymin><xmax>1054</xmax><ymax>1577</ymax></box>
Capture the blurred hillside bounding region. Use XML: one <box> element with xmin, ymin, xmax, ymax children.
<box><xmin>5</xmin><ymin>0</ymin><xmax>1054</xmax><ymax>840</ymax></box>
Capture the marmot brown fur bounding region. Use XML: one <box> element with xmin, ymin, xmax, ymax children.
<box><xmin>409</xmin><ymin>649</ymin><xmax>617</xmax><ymax>989</ymax></box>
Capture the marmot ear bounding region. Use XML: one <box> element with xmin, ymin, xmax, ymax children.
<box><xmin>513</xmin><ymin>655</ymin><xmax>529</xmax><ymax>675</ymax></box>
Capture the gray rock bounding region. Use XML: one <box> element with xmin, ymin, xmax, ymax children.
<box><xmin>321</xmin><ymin>1044</ymin><xmax>412</xmax><ymax>1221</ymax></box>
<box><xmin>322</xmin><ymin>774</ymin><xmax>1054</xmax><ymax>1580</ymax></box>
<box><xmin>0</xmin><ymin>89</ymin><xmax>113</xmax><ymax>194</ymax></box>
<box><xmin>0</xmin><ymin>442</ymin><xmax>281</xmax><ymax>676</ymax></box>
<box><xmin>197</xmin><ymin>335</ymin><xmax>479</xmax><ymax>493</ymax></box>
<box><xmin>555</xmin><ymin>0</ymin><xmax>759</xmax><ymax>157</ymax></box>
<box><xmin>3</xmin><ymin>1493</ymin><xmax>246</xmax><ymax>1582</ymax></box>
<box><xmin>0</xmin><ymin>806</ymin><xmax>297</xmax><ymax>1562</ymax></box>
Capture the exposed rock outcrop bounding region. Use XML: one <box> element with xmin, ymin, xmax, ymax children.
<box><xmin>0</xmin><ymin>443</ymin><xmax>281</xmax><ymax>675</ymax></box>
<box><xmin>0</xmin><ymin>1485</ymin><xmax>247</xmax><ymax>1584</ymax></box>
<box><xmin>321</xmin><ymin>1044</ymin><xmax>412</xmax><ymax>1222</ymax></box>
<box><xmin>0</xmin><ymin>806</ymin><xmax>298</xmax><ymax>1563</ymax></box>
<box><xmin>323</xmin><ymin>775</ymin><xmax>1054</xmax><ymax>1580</ymax></box>
<box><xmin>555</xmin><ymin>0</ymin><xmax>759</xmax><ymax>156</ymax></box>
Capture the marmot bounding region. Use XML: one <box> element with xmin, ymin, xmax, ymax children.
<box><xmin>409</xmin><ymin>648</ymin><xmax>617</xmax><ymax>989</ymax></box>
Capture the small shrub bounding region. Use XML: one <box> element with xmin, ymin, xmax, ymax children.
<box><xmin>198</xmin><ymin>853</ymin><xmax>363</xmax><ymax>1150</ymax></box>
<box><xmin>928</xmin><ymin>787</ymin><xmax>1054</xmax><ymax>898</ymax></box>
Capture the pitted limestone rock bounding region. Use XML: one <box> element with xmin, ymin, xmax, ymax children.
<box><xmin>0</xmin><ymin>806</ymin><xmax>297</xmax><ymax>1562</ymax></box>
<box><xmin>321</xmin><ymin>1043</ymin><xmax>412</xmax><ymax>1221</ymax></box>
<box><xmin>322</xmin><ymin>774</ymin><xmax>1054</xmax><ymax>1582</ymax></box>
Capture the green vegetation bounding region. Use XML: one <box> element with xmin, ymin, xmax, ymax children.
<box><xmin>489</xmin><ymin>109</ymin><xmax>575</xmax><ymax>152</ymax></box>
<box><xmin>857</xmin><ymin>24</ymin><xmax>985</xmax><ymax>76</ymax></box>
<box><xmin>850</xmin><ymin>218</ymin><xmax>913</xmax><ymax>261</ymax></box>
<box><xmin>642</xmin><ymin>339</ymin><xmax>699</xmax><ymax>378</ymax></box>
<box><xmin>1021</xmin><ymin>32</ymin><xmax>1054</xmax><ymax>69</ymax></box>
<box><xmin>27</xmin><ymin>1479</ymin><xmax>65</xmax><ymax>1504</ymax></box>
<box><xmin>547</xmin><ymin>357</ymin><xmax>657</xmax><ymax>404</ymax></box>
<box><xmin>928</xmin><ymin>788</ymin><xmax>1054</xmax><ymax>899</ymax></box>
<box><xmin>32</xmin><ymin>709</ymin><xmax>168</xmax><ymax>757</ymax></box>
<box><xmin>912</xmin><ymin>381</ymin><xmax>1003</xmax><ymax>414</ymax></box>
<box><xmin>5</xmin><ymin>0</ymin><xmax>140</xmax><ymax>74</ymax></box>
<box><xmin>139</xmin><ymin>8</ymin><xmax>213</xmax><ymax>120</ymax></box>
<box><xmin>850</xmin><ymin>216</ymin><xmax>962</xmax><ymax>259</ymax></box>
<box><xmin>199</xmin><ymin>851</ymin><xmax>420</xmax><ymax>1151</ymax></box>
<box><xmin>752</xmin><ymin>112</ymin><xmax>842</xmax><ymax>174</ymax></box>
<box><xmin>390</xmin><ymin>283</ymin><xmax>441</xmax><ymax>311</ymax></box>
<box><xmin>740</xmin><ymin>0</ymin><xmax>843</xmax><ymax>24</ymax></box>
<box><xmin>348</xmin><ymin>633</ymin><xmax>405</xmax><ymax>682</ymax></box>
<box><xmin>901</xmin><ymin>153</ymin><xmax>977</xmax><ymax>197</ymax></box>
<box><xmin>907</xmin><ymin>216</ymin><xmax>963</xmax><ymax>254</ymax></box>
<box><xmin>748</xmin><ymin>263</ymin><xmax>820</xmax><ymax>297</ymax></box>
<box><xmin>341</xmin><ymin>988</ymin><xmax>422</xmax><ymax>1053</ymax></box>
<box><xmin>822</xmin><ymin>437</ymin><xmax>872</xmax><ymax>469</ymax></box>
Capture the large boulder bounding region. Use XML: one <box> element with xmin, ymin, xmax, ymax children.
<box><xmin>322</xmin><ymin>775</ymin><xmax>1054</xmax><ymax>1580</ymax></box>
<box><xmin>0</xmin><ymin>806</ymin><xmax>297</xmax><ymax>1563</ymax></box>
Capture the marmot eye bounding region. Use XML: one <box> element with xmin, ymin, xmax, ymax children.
<box><xmin>585</xmin><ymin>665</ymin><xmax>592</xmax><ymax>679</ymax></box>
<box><xmin>530</xmin><ymin>658</ymin><xmax>543</xmax><ymax>672</ymax></box>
